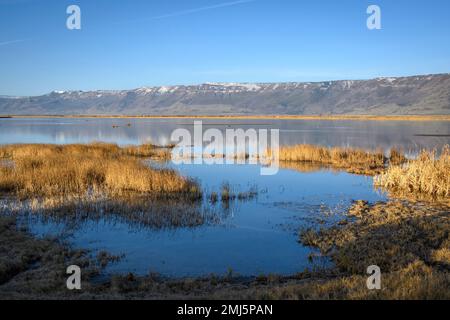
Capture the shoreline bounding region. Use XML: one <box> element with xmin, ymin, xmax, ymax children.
<box><xmin>1</xmin><ymin>114</ymin><xmax>450</xmax><ymax>121</ymax></box>
<box><xmin>1</xmin><ymin>199</ymin><xmax>448</xmax><ymax>299</ymax></box>
<box><xmin>0</xmin><ymin>143</ymin><xmax>448</xmax><ymax>299</ymax></box>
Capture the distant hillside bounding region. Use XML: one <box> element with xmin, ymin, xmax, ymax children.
<box><xmin>1</xmin><ymin>74</ymin><xmax>449</xmax><ymax>115</ymax></box>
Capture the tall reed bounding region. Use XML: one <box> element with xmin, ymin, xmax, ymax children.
<box><xmin>0</xmin><ymin>143</ymin><xmax>200</xmax><ymax>200</ymax></box>
<box><xmin>374</xmin><ymin>146</ymin><xmax>449</xmax><ymax>199</ymax></box>
<box><xmin>274</xmin><ymin>144</ymin><xmax>386</xmax><ymax>174</ymax></box>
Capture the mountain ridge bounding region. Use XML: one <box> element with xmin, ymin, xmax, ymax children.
<box><xmin>1</xmin><ymin>73</ymin><xmax>449</xmax><ymax>115</ymax></box>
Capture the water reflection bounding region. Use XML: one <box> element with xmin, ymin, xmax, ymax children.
<box><xmin>3</xmin><ymin>163</ymin><xmax>387</xmax><ymax>277</ymax></box>
<box><xmin>1</xmin><ymin>118</ymin><xmax>443</xmax><ymax>277</ymax></box>
<box><xmin>1</xmin><ymin>118</ymin><xmax>449</xmax><ymax>154</ymax></box>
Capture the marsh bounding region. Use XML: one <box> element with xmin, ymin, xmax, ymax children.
<box><xmin>0</xmin><ymin>117</ymin><xmax>448</xmax><ymax>299</ymax></box>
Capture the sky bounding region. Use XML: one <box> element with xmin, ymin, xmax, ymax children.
<box><xmin>0</xmin><ymin>0</ymin><xmax>450</xmax><ymax>96</ymax></box>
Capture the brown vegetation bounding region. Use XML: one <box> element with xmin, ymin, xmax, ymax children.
<box><xmin>296</xmin><ymin>200</ymin><xmax>449</xmax><ymax>299</ymax></box>
<box><xmin>0</xmin><ymin>143</ymin><xmax>197</xmax><ymax>200</ymax></box>
<box><xmin>274</xmin><ymin>144</ymin><xmax>387</xmax><ymax>175</ymax></box>
<box><xmin>0</xmin><ymin>143</ymin><xmax>209</xmax><ymax>228</ymax></box>
<box><xmin>218</xmin><ymin>182</ymin><xmax>258</xmax><ymax>202</ymax></box>
<box><xmin>122</xmin><ymin>143</ymin><xmax>173</xmax><ymax>159</ymax></box>
<box><xmin>6</xmin><ymin>115</ymin><xmax>450</xmax><ymax>121</ymax></box>
<box><xmin>374</xmin><ymin>146</ymin><xmax>450</xmax><ymax>200</ymax></box>
<box><xmin>0</xmin><ymin>215</ymin><xmax>98</xmax><ymax>296</ymax></box>
<box><xmin>1</xmin><ymin>143</ymin><xmax>449</xmax><ymax>299</ymax></box>
<box><xmin>278</xmin><ymin>161</ymin><xmax>332</xmax><ymax>173</ymax></box>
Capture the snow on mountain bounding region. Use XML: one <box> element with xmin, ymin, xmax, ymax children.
<box><xmin>0</xmin><ymin>73</ymin><xmax>449</xmax><ymax>115</ymax></box>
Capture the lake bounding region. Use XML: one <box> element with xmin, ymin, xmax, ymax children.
<box><xmin>1</xmin><ymin>118</ymin><xmax>449</xmax><ymax>278</ymax></box>
<box><xmin>1</xmin><ymin>117</ymin><xmax>449</xmax><ymax>153</ymax></box>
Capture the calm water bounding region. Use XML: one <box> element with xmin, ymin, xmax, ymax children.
<box><xmin>1</xmin><ymin>117</ymin><xmax>449</xmax><ymax>153</ymax></box>
<box><xmin>1</xmin><ymin>118</ymin><xmax>448</xmax><ymax>277</ymax></box>
<box><xmin>20</xmin><ymin>163</ymin><xmax>384</xmax><ymax>277</ymax></box>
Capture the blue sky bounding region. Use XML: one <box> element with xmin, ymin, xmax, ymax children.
<box><xmin>1</xmin><ymin>0</ymin><xmax>450</xmax><ymax>96</ymax></box>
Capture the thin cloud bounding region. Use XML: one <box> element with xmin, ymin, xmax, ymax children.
<box><xmin>0</xmin><ymin>39</ymin><xmax>27</xmax><ymax>47</ymax></box>
<box><xmin>117</xmin><ymin>0</ymin><xmax>256</xmax><ymax>24</ymax></box>
<box><xmin>151</xmin><ymin>0</ymin><xmax>256</xmax><ymax>20</ymax></box>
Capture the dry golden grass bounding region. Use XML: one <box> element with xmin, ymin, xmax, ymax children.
<box><xmin>389</xmin><ymin>148</ymin><xmax>407</xmax><ymax>166</ymax></box>
<box><xmin>225</xmin><ymin>260</ymin><xmax>449</xmax><ymax>300</ymax></box>
<box><xmin>0</xmin><ymin>143</ymin><xmax>199</xmax><ymax>200</ymax></box>
<box><xmin>122</xmin><ymin>144</ymin><xmax>173</xmax><ymax>159</ymax></box>
<box><xmin>273</xmin><ymin>144</ymin><xmax>387</xmax><ymax>175</ymax></box>
<box><xmin>1</xmin><ymin>143</ymin><xmax>448</xmax><ymax>299</ymax></box>
<box><xmin>300</xmin><ymin>201</ymin><xmax>449</xmax><ymax>273</ymax></box>
<box><xmin>431</xmin><ymin>248</ymin><xmax>450</xmax><ymax>265</ymax></box>
<box><xmin>278</xmin><ymin>161</ymin><xmax>334</xmax><ymax>173</ymax></box>
<box><xmin>7</xmin><ymin>115</ymin><xmax>450</xmax><ymax>121</ymax></box>
<box><xmin>375</xmin><ymin>146</ymin><xmax>450</xmax><ymax>199</ymax></box>
<box><xmin>295</xmin><ymin>200</ymin><xmax>450</xmax><ymax>299</ymax></box>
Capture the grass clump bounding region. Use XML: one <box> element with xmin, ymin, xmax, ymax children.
<box><xmin>0</xmin><ymin>143</ymin><xmax>199</xmax><ymax>200</ymax></box>
<box><xmin>220</xmin><ymin>182</ymin><xmax>235</xmax><ymax>202</ymax></box>
<box><xmin>0</xmin><ymin>143</ymin><xmax>208</xmax><ymax>228</ymax></box>
<box><xmin>122</xmin><ymin>143</ymin><xmax>173</xmax><ymax>160</ymax></box>
<box><xmin>296</xmin><ymin>200</ymin><xmax>449</xmax><ymax>299</ymax></box>
<box><xmin>219</xmin><ymin>182</ymin><xmax>258</xmax><ymax>202</ymax></box>
<box><xmin>228</xmin><ymin>260</ymin><xmax>449</xmax><ymax>300</ymax></box>
<box><xmin>374</xmin><ymin>146</ymin><xmax>449</xmax><ymax>199</ymax></box>
<box><xmin>275</xmin><ymin>144</ymin><xmax>387</xmax><ymax>175</ymax></box>
<box><xmin>389</xmin><ymin>148</ymin><xmax>407</xmax><ymax>166</ymax></box>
